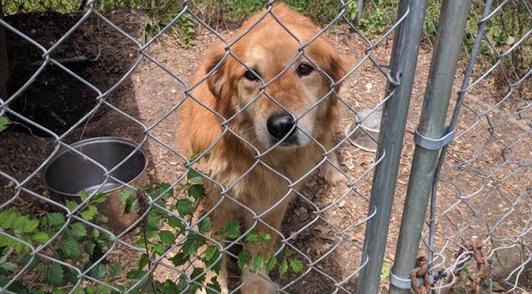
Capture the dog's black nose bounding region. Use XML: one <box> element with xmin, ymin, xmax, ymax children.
<box><xmin>267</xmin><ymin>112</ymin><xmax>296</xmax><ymax>139</ymax></box>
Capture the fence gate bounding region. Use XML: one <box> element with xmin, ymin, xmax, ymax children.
<box><xmin>0</xmin><ymin>0</ymin><xmax>531</xmax><ymax>293</ymax></box>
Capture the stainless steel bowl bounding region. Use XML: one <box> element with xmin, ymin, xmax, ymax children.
<box><xmin>42</xmin><ymin>137</ymin><xmax>148</xmax><ymax>197</ymax></box>
<box><xmin>345</xmin><ymin>109</ymin><xmax>382</xmax><ymax>153</ymax></box>
<box><xmin>42</xmin><ymin>137</ymin><xmax>148</xmax><ymax>233</ymax></box>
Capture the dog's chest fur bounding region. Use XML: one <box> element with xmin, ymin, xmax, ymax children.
<box><xmin>200</xmin><ymin>142</ymin><xmax>322</xmax><ymax>213</ymax></box>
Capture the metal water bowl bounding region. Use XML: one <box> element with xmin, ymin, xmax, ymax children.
<box><xmin>42</xmin><ymin>137</ymin><xmax>148</xmax><ymax>233</ymax></box>
<box><xmin>43</xmin><ymin>137</ymin><xmax>148</xmax><ymax>196</ymax></box>
<box><xmin>346</xmin><ymin>109</ymin><xmax>382</xmax><ymax>153</ymax></box>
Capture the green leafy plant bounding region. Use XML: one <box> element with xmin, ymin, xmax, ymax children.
<box><xmin>0</xmin><ymin>153</ymin><xmax>304</xmax><ymax>293</ymax></box>
<box><xmin>0</xmin><ymin>192</ymin><xmax>123</xmax><ymax>293</ymax></box>
<box><xmin>141</xmin><ymin>6</ymin><xmax>196</xmax><ymax>46</ymax></box>
<box><xmin>346</xmin><ymin>1</ymin><xmax>360</xmax><ymax>23</ymax></box>
<box><xmin>119</xmin><ymin>158</ymin><xmax>305</xmax><ymax>293</ymax></box>
<box><xmin>0</xmin><ymin>116</ymin><xmax>11</xmax><ymax>132</ymax></box>
<box><xmin>357</xmin><ymin>7</ymin><xmax>386</xmax><ymax>34</ymax></box>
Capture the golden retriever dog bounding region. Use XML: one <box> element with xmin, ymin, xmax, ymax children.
<box><xmin>176</xmin><ymin>4</ymin><xmax>346</xmax><ymax>293</ymax></box>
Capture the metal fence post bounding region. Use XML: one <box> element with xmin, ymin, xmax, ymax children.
<box><xmin>389</xmin><ymin>0</ymin><xmax>472</xmax><ymax>293</ymax></box>
<box><xmin>356</xmin><ymin>0</ymin><xmax>428</xmax><ymax>293</ymax></box>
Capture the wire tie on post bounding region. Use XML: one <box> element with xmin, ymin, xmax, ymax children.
<box><xmin>414</xmin><ymin>127</ymin><xmax>455</xmax><ymax>151</ymax></box>
<box><xmin>386</xmin><ymin>71</ymin><xmax>401</xmax><ymax>87</ymax></box>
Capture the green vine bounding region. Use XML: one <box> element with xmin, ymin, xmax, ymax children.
<box><xmin>0</xmin><ymin>156</ymin><xmax>304</xmax><ymax>293</ymax></box>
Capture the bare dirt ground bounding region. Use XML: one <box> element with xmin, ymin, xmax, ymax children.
<box><xmin>1</xmin><ymin>9</ymin><xmax>531</xmax><ymax>293</ymax></box>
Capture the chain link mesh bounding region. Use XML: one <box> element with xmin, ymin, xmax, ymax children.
<box><xmin>1</xmin><ymin>0</ymin><xmax>531</xmax><ymax>293</ymax></box>
<box><xmin>0</xmin><ymin>0</ymin><xmax>407</xmax><ymax>293</ymax></box>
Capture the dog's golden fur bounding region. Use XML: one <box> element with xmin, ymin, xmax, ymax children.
<box><xmin>176</xmin><ymin>4</ymin><xmax>346</xmax><ymax>293</ymax></box>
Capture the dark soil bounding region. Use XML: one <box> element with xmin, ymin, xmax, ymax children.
<box><xmin>4</xmin><ymin>10</ymin><xmax>140</xmax><ymax>136</ymax></box>
<box><xmin>0</xmin><ymin>10</ymin><xmax>144</xmax><ymax>207</ymax></box>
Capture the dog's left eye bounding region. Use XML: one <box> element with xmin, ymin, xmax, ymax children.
<box><xmin>243</xmin><ymin>70</ymin><xmax>260</xmax><ymax>81</ymax></box>
<box><xmin>297</xmin><ymin>63</ymin><xmax>314</xmax><ymax>76</ymax></box>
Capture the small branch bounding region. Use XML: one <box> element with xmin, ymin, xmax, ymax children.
<box><xmin>50</xmin><ymin>111</ymin><xmax>67</xmax><ymax>126</ymax></box>
<box><xmin>79</xmin><ymin>0</ymin><xmax>88</xmax><ymax>11</ymax></box>
<box><xmin>30</xmin><ymin>56</ymin><xmax>92</xmax><ymax>67</ymax></box>
<box><xmin>142</xmin><ymin>220</ymin><xmax>158</xmax><ymax>293</ymax></box>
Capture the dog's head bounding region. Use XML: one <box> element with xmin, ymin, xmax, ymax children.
<box><xmin>203</xmin><ymin>4</ymin><xmax>347</xmax><ymax>149</ymax></box>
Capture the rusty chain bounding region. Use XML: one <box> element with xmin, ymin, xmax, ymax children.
<box><xmin>411</xmin><ymin>256</ymin><xmax>431</xmax><ymax>294</ymax></box>
<box><xmin>443</xmin><ymin>240</ymin><xmax>489</xmax><ymax>294</ymax></box>
<box><xmin>413</xmin><ymin>241</ymin><xmax>488</xmax><ymax>293</ymax></box>
<box><xmin>466</xmin><ymin>241</ymin><xmax>489</xmax><ymax>294</ymax></box>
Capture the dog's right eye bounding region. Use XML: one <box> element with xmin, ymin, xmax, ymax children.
<box><xmin>243</xmin><ymin>70</ymin><xmax>260</xmax><ymax>81</ymax></box>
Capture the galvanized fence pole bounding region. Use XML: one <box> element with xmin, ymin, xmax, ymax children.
<box><xmin>427</xmin><ymin>0</ymin><xmax>493</xmax><ymax>271</ymax></box>
<box><xmin>389</xmin><ymin>0</ymin><xmax>472</xmax><ymax>293</ymax></box>
<box><xmin>356</xmin><ymin>0</ymin><xmax>428</xmax><ymax>293</ymax></box>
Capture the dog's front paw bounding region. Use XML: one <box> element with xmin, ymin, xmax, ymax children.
<box><xmin>320</xmin><ymin>164</ymin><xmax>345</xmax><ymax>186</ymax></box>
<box><xmin>241</xmin><ymin>269</ymin><xmax>277</xmax><ymax>294</ymax></box>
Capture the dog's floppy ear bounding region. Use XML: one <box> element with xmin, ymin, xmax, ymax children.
<box><xmin>315</xmin><ymin>46</ymin><xmax>347</xmax><ymax>106</ymax></box>
<box><xmin>204</xmin><ymin>43</ymin><xmax>229</xmax><ymax>100</ymax></box>
<box><xmin>327</xmin><ymin>50</ymin><xmax>348</xmax><ymax>91</ymax></box>
<box><xmin>319</xmin><ymin>47</ymin><xmax>348</xmax><ymax>106</ymax></box>
<box><xmin>203</xmin><ymin>43</ymin><xmax>236</xmax><ymax>117</ymax></box>
<box><xmin>310</xmin><ymin>41</ymin><xmax>348</xmax><ymax>93</ymax></box>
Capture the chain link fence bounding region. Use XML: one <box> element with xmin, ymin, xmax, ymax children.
<box><xmin>0</xmin><ymin>0</ymin><xmax>531</xmax><ymax>293</ymax></box>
